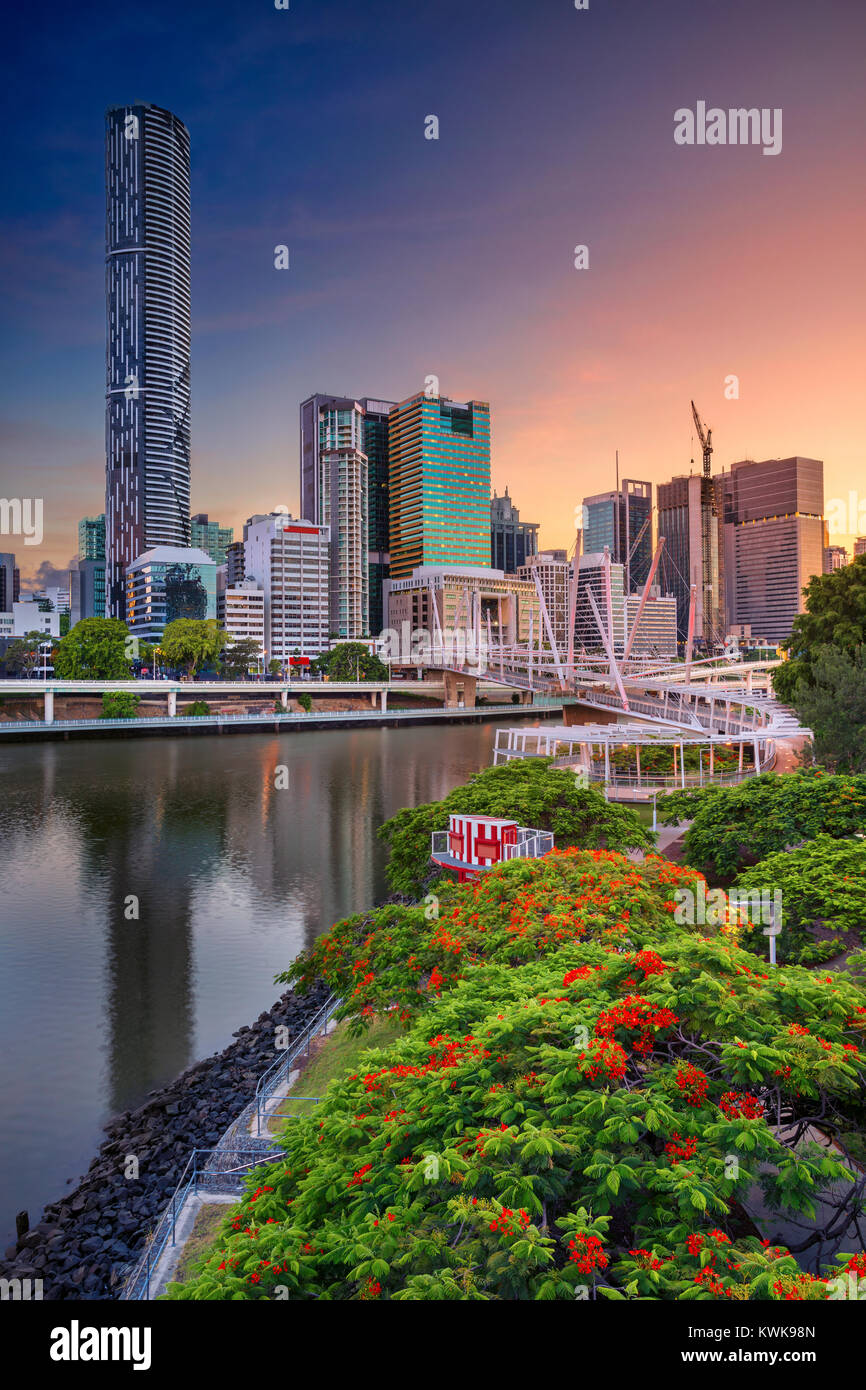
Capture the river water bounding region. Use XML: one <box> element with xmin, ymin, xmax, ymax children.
<box><xmin>0</xmin><ymin>718</ymin><xmax>525</xmax><ymax>1244</ymax></box>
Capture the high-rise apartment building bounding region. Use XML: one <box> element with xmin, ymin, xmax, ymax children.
<box><xmin>105</xmin><ymin>103</ymin><xmax>191</xmax><ymax>619</ymax></box>
<box><xmin>518</xmin><ymin>551</ymin><xmax>569</xmax><ymax>654</ymax></box>
<box><xmin>657</xmin><ymin>474</ymin><xmax>722</xmax><ymax>647</ymax></box>
<box><xmin>299</xmin><ymin>394</ymin><xmax>370</xmax><ymax>638</ymax></box>
<box><xmin>190</xmin><ymin>514</ymin><xmax>233</xmax><ymax>567</ymax></box>
<box><xmin>491</xmin><ymin>488</ymin><xmax>539</xmax><ymax>573</ymax></box>
<box><xmin>243</xmin><ymin>512</ymin><xmax>330</xmax><ymax>662</ymax></box>
<box><xmin>855</xmin><ymin>538</ymin><xmax>866</xmax><ymax>558</ymax></box>
<box><xmin>389</xmin><ymin>393</ymin><xmax>491</xmax><ymax>581</ymax></box>
<box><xmin>721</xmin><ymin>457</ymin><xmax>824</xmax><ymax>643</ymax></box>
<box><xmin>574</xmin><ymin>553</ymin><xmax>626</xmax><ymax>655</ymax></box>
<box><xmin>582</xmin><ymin>480</ymin><xmax>653</xmax><ymax>590</ymax></box>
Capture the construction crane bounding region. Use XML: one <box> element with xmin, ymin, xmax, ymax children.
<box><xmin>690</xmin><ymin>400</ymin><xmax>713</xmax><ymax>478</ymax></box>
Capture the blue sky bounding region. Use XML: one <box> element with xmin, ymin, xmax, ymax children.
<box><xmin>2</xmin><ymin>0</ymin><xmax>864</xmax><ymax>582</ymax></box>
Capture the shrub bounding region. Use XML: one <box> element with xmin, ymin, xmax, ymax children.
<box><xmin>100</xmin><ymin>691</ymin><xmax>140</xmax><ymax>720</ymax></box>
<box><xmin>298</xmin><ymin>692</ymin><xmax>313</xmax><ymax>713</ymax></box>
<box><xmin>186</xmin><ymin>700</ymin><xmax>211</xmax><ymax>717</ymax></box>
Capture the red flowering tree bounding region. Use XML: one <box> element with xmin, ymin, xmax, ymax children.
<box><xmin>169</xmin><ymin>849</ymin><xmax>866</xmax><ymax>1301</ymax></box>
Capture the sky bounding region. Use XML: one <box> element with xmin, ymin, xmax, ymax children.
<box><xmin>1</xmin><ymin>0</ymin><xmax>865</xmax><ymax>585</ymax></box>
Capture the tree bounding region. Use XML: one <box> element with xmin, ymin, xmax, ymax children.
<box><xmin>159</xmin><ymin>619</ymin><xmax>228</xmax><ymax>677</ymax></box>
<box><xmin>773</xmin><ymin>554</ymin><xmax>866</xmax><ymax>703</ymax></box>
<box><xmin>297</xmin><ymin>691</ymin><xmax>313</xmax><ymax>713</ymax></box>
<box><xmin>53</xmin><ymin>617</ymin><xmax>132</xmax><ymax>679</ymax></box>
<box><xmin>3</xmin><ymin>630</ymin><xmax>53</xmax><ymax>677</ymax></box>
<box><xmin>377</xmin><ymin>758</ymin><xmax>654</xmax><ymax>897</ymax></box>
<box><xmin>222</xmin><ymin>638</ymin><xmax>263</xmax><ymax>677</ymax></box>
<box><xmin>657</xmin><ymin>771</ymin><xmax>866</xmax><ymax>880</ymax></box>
<box><xmin>267</xmin><ymin>658</ymin><xmax>282</xmax><ymax>677</ymax></box>
<box><xmin>168</xmin><ymin>848</ymin><xmax>866</xmax><ymax>1302</ymax></box>
<box><xmin>733</xmin><ymin>834</ymin><xmax>866</xmax><ymax>964</ymax></box>
<box><xmin>312</xmin><ymin>643</ymin><xmax>388</xmax><ymax>682</ymax></box>
<box><xmin>789</xmin><ymin>644</ymin><xmax>866</xmax><ymax>772</ymax></box>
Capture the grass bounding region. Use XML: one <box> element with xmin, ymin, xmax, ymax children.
<box><xmin>274</xmin><ymin>1014</ymin><xmax>403</xmax><ymax>1122</ymax></box>
<box><xmin>173</xmin><ymin>1203</ymin><xmax>232</xmax><ymax>1283</ymax></box>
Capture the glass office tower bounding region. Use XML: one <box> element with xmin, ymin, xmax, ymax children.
<box><xmin>582</xmin><ymin>480</ymin><xmax>652</xmax><ymax>591</ymax></box>
<box><xmin>388</xmin><ymin>393</ymin><xmax>492</xmax><ymax>580</ymax></box>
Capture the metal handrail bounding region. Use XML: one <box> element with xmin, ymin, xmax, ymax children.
<box><xmin>0</xmin><ymin>702</ymin><xmax>553</xmax><ymax>734</ymax></box>
<box><xmin>254</xmin><ymin>995</ymin><xmax>342</xmax><ymax>1137</ymax></box>
<box><xmin>121</xmin><ymin>1147</ymin><xmax>281</xmax><ymax>1300</ymax></box>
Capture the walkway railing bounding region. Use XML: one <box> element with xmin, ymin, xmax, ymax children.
<box><xmin>121</xmin><ymin>993</ymin><xmax>341</xmax><ymax>1301</ymax></box>
<box><xmin>504</xmin><ymin>831</ymin><xmax>555</xmax><ymax>860</ymax></box>
<box><xmin>121</xmin><ymin>1147</ymin><xmax>283</xmax><ymax>1301</ymax></box>
<box><xmin>0</xmin><ymin>702</ymin><xmax>557</xmax><ymax>735</ymax></box>
<box><xmin>253</xmin><ymin>995</ymin><xmax>342</xmax><ymax>1138</ymax></box>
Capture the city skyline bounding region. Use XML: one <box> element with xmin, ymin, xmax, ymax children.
<box><xmin>2</xmin><ymin>0</ymin><xmax>865</xmax><ymax>587</ymax></box>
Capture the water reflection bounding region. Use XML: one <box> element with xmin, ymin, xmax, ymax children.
<box><xmin>0</xmin><ymin>718</ymin><xmax>534</xmax><ymax>1240</ymax></box>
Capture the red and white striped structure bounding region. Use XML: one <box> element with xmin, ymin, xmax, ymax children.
<box><xmin>430</xmin><ymin>813</ymin><xmax>554</xmax><ymax>882</ymax></box>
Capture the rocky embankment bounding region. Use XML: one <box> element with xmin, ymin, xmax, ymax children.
<box><xmin>0</xmin><ymin>979</ymin><xmax>331</xmax><ymax>1300</ymax></box>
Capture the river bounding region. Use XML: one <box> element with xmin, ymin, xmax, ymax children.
<box><xmin>0</xmin><ymin>717</ymin><xmax>527</xmax><ymax>1245</ymax></box>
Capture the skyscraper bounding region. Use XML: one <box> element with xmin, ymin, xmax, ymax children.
<box><xmin>491</xmin><ymin>487</ymin><xmax>539</xmax><ymax>572</ymax></box>
<box><xmin>190</xmin><ymin>513</ymin><xmax>234</xmax><ymax>567</ymax></box>
<box><xmin>105</xmin><ymin>103</ymin><xmax>191</xmax><ymax>619</ymax></box>
<box><xmin>582</xmin><ymin>480</ymin><xmax>653</xmax><ymax>591</ymax></box>
<box><xmin>299</xmin><ymin>395</ymin><xmax>370</xmax><ymax>638</ymax></box>
<box><xmin>78</xmin><ymin>514</ymin><xmax>106</xmax><ymax>561</ymax></box>
<box><xmin>388</xmin><ymin>393</ymin><xmax>491</xmax><ymax>581</ymax></box>
<box><xmin>723</xmin><ymin>457</ymin><xmax>824</xmax><ymax>642</ymax></box>
<box><xmin>657</xmin><ymin>474</ymin><xmax>722</xmax><ymax>647</ymax></box>
<box><xmin>360</xmin><ymin>398</ymin><xmax>397</xmax><ymax>634</ymax></box>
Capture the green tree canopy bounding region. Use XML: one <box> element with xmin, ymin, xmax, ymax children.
<box><xmin>3</xmin><ymin>630</ymin><xmax>54</xmax><ymax>676</ymax></box>
<box><xmin>733</xmin><ymin>834</ymin><xmax>866</xmax><ymax>965</ymax></box>
<box><xmin>53</xmin><ymin>617</ymin><xmax>131</xmax><ymax>679</ymax></box>
<box><xmin>168</xmin><ymin>849</ymin><xmax>866</xmax><ymax>1302</ymax></box>
<box><xmin>222</xmin><ymin>637</ymin><xmax>263</xmax><ymax>676</ymax></box>
<box><xmin>774</xmin><ymin>554</ymin><xmax>866</xmax><ymax>703</ymax></box>
<box><xmin>312</xmin><ymin>643</ymin><xmax>388</xmax><ymax>682</ymax></box>
<box><xmin>377</xmin><ymin>758</ymin><xmax>653</xmax><ymax>898</ymax></box>
<box><xmin>789</xmin><ymin>644</ymin><xmax>866</xmax><ymax>772</ymax></box>
<box><xmin>657</xmin><ymin>770</ymin><xmax>866</xmax><ymax>880</ymax></box>
<box><xmin>159</xmin><ymin>619</ymin><xmax>228</xmax><ymax>676</ymax></box>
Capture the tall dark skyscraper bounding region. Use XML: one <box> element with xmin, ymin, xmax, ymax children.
<box><xmin>105</xmin><ymin>103</ymin><xmax>191</xmax><ymax>619</ymax></box>
<box><xmin>582</xmin><ymin>479</ymin><xmax>653</xmax><ymax>591</ymax></box>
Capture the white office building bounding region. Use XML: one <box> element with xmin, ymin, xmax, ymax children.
<box><xmin>217</xmin><ymin>576</ymin><xmax>265</xmax><ymax>657</ymax></box>
<box><xmin>243</xmin><ymin>512</ymin><xmax>330</xmax><ymax>662</ymax></box>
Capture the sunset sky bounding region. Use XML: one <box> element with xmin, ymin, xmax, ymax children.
<box><xmin>2</xmin><ymin>0</ymin><xmax>864</xmax><ymax>584</ymax></box>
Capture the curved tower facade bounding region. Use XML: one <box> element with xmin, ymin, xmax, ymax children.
<box><xmin>105</xmin><ymin>103</ymin><xmax>191</xmax><ymax>619</ymax></box>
